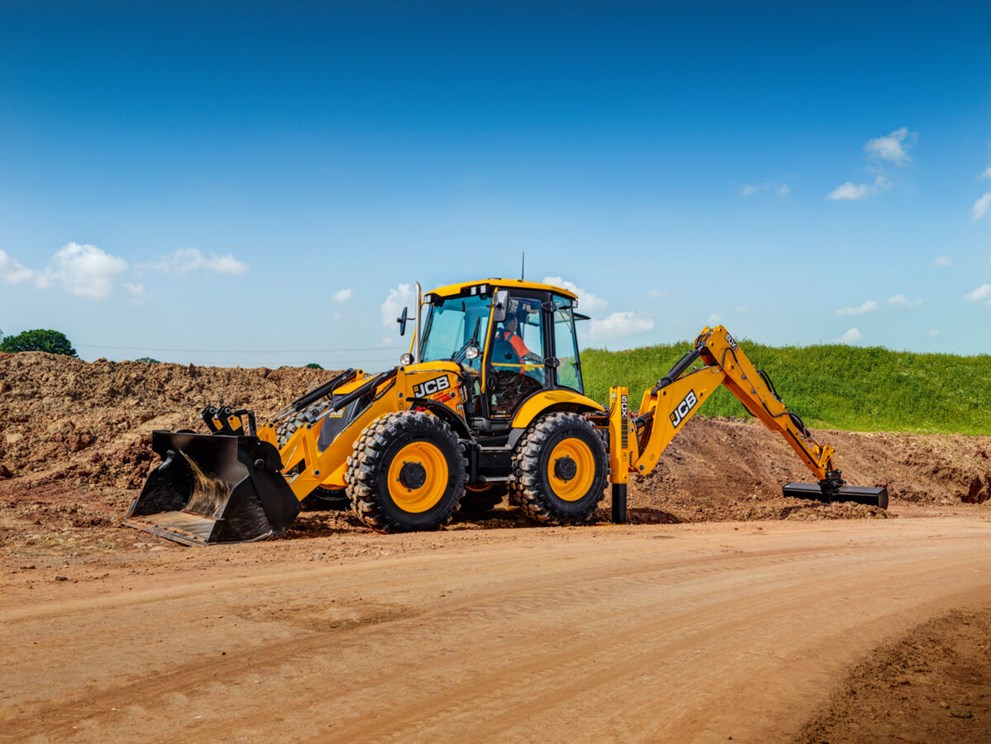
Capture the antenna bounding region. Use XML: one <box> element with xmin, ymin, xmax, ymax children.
<box><xmin>521</xmin><ymin>252</ymin><xmax>525</xmax><ymax>281</ymax></box>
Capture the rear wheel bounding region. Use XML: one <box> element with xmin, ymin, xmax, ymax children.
<box><xmin>346</xmin><ymin>412</ymin><xmax>466</xmax><ymax>532</ymax></box>
<box><xmin>510</xmin><ymin>412</ymin><xmax>607</xmax><ymax>524</ymax></box>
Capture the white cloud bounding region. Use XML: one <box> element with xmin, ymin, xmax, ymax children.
<box><xmin>381</xmin><ymin>283</ymin><xmax>415</xmax><ymax>329</ymax></box>
<box><xmin>964</xmin><ymin>283</ymin><xmax>991</xmax><ymax>303</ymax></box>
<box><xmin>981</xmin><ymin>166</ymin><xmax>991</xmax><ymax>179</ymax></box>
<box><xmin>864</xmin><ymin>127</ymin><xmax>917</xmax><ymax>166</ymax></box>
<box><xmin>122</xmin><ymin>282</ymin><xmax>146</xmax><ymax>305</ymax></box>
<box><xmin>381</xmin><ymin>336</ymin><xmax>395</xmax><ymax>347</ymax></box>
<box><xmin>42</xmin><ymin>242</ymin><xmax>127</xmax><ymax>299</ymax></box>
<box><xmin>835</xmin><ymin>300</ymin><xmax>878</xmax><ymax>316</ymax></box>
<box><xmin>927</xmin><ymin>329</ymin><xmax>940</xmax><ymax>337</ymax></box>
<box><xmin>647</xmin><ymin>288</ymin><xmax>666</xmax><ymax>298</ymax></box>
<box><xmin>839</xmin><ymin>328</ymin><xmax>862</xmax><ymax>344</ymax></box>
<box><xmin>0</xmin><ymin>249</ymin><xmax>35</xmax><ymax>284</ymax></box>
<box><xmin>972</xmin><ymin>193</ymin><xmax>991</xmax><ymax>221</ymax></box>
<box><xmin>830</xmin><ymin>129</ymin><xmax>915</xmax><ymax>203</ymax></box>
<box><xmin>0</xmin><ymin>243</ymin><xmax>130</xmax><ymax>299</ymax></box>
<box><xmin>209</xmin><ymin>254</ymin><xmax>249</xmax><ymax>274</ymax></box>
<box><xmin>934</xmin><ymin>255</ymin><xmax>951</xmax><ymax>268</ymax></box>
<box><xmin>542</xmin><ymin>276</ymin><xmax>609</xmax><ymax>315</ymax></box>
<box><xmin>887</xmin><ymin>294</ymin><xmax>923</xmax><ymax>309</ymax></box>
<box><xmin>739</xmin><ymin>181</ymin><xmax>790</xmax><ymax>197</ymax></box>
<box><xmin>333</xmin><ymin>288</ymin><xmax>353</xmax><ymax>304</ymax></box>
<box><xmin>707</xmin><ymin>313</ymin><xmax>721</xmax><ymax>325</ymax></box>
<box><xmin>827</xmin><ymin>181</ymin><xmax>872</xmax><ymax>201</ymax></box>
<box><xmin>587</xmin><ymin>311</ymin><xmax>654</xmax><ymax>341</ymax></box>
<box><xmin>153</xmin><ymin>247</ymin><xmax>248</xmax><ymax>275</ymax></box>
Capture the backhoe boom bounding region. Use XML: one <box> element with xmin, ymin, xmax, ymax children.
<box><xmin>606</xmin><ymin>326</ymin><xmax>887</xmax><ymax>513</ymax></box>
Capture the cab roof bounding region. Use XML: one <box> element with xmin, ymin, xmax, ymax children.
<box><xmin>426</xmin><ymin>278</ymin><xmax>578</xmax><ymax>301</ymax></box>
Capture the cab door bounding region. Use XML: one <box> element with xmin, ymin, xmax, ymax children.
<box><xmin>550</xmin><ymin>294</ymin><xmax>585</xmax><ymax>393</ymax></box>
<box><xmin>486</xmin><ymin>291</ymin><xmax>549</xmax><ymax>417</ymax></box>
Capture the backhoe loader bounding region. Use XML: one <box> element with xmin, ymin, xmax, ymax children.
<box><xmin>125</xmin><ymin>278</ymin><xmax>887</xmax><ymax>545</ymax></box>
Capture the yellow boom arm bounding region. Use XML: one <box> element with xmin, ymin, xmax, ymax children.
<box><xmin>608</xmin><ymin>325</ymin><xmax>837</xmax><ymax>484</ymax></box>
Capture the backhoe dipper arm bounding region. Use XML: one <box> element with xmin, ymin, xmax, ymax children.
<box><xmin>609</xmin><ymin>325</ymin><xmax>839</xmax><ymax>486</ymax></box>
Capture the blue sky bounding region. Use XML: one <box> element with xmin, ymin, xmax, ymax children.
<box><xmin>1</xmin><ymin>0</ymin><xmax>990</xmax><ymax>368</ymax></box>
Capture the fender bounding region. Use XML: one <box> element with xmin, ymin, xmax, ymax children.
<box><xmin>408</xmin><ymin>397</ymin><xmax>473</xmax><ymax>439</ymax></box>
<box><xmin>511</xmin><ymin>389</ymin><xmax>604</xmax><ymax>430</ymax></box>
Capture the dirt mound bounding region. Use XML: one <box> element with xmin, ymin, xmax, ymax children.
<box><xmin>799</xmin><ymin>607</ymin><xmax>991</xmax><ymax>742</ymax></box>
<box><xmin>631</xmin><ymin>416</ymin><xmax>991</xmax><ymax>522</ymax></box>
<box><xmin>1</xmin><ymin>352</ymin><xmax>989</xmax><ymax>542</ymax></box>
<box><xmin>0</xmin><ymin>352</ymin><xmax>328</xmax><ymax>487</ymax></box>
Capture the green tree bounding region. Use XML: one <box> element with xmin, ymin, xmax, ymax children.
<box><xmin>135</xmin><ymin>356</ymin><xmax>161</xmax><ymax>363</ymax></box>
<box><xmin>305</xmin><ymin>362</ymin><xmax>323</xmax><ymax>369</ymax></box>
<box><xmin>0</xmin><ymin>329</ymin><xmax>78</xmax><ymax>357</ymax></box>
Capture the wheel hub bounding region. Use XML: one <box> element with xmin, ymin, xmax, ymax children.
<box><xmin>398</xmin><ymin>461</ymin><xmax>428</xmax><ymax>490</ymax></box>
<box><xmin>553</xmin><ymin>456</ymin><xmax>577</xmax><ymax>482</ymax></box>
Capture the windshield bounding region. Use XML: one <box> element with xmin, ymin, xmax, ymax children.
<box><xmin>419</xmin><ymin>293</ymin><xmax>491</xmax><ymax>370</ymax></box>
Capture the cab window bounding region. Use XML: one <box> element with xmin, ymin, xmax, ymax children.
<box><xmin>552</xmin><ymin>295</ymin><xmax>583</xmax><ymax>393</ymax></box>
<box><xmin>419</xmin><ymin>293</ymin><xmax>491</xmax><ymax>371</ymax></box>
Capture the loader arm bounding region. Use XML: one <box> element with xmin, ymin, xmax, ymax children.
<box><xmin>605</xmin><ymin>325</ymin><xmax>887</xmax><ymax>516</ymax></box>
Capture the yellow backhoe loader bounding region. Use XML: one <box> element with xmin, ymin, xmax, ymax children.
<box><xmin>124</xmin><ymin>278</ymin><xmax>887</xmax><ymax>545</ymax></box>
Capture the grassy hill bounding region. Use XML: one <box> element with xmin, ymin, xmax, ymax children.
<box><xmin>581</xmin><ymin>342</ymin><xmax>991</xmax><ymax>435</ymax></box>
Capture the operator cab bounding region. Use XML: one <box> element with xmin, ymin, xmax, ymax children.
<box><xmin>416</xmin><ymin>279</ymin><xmax>585</xmax><ymax>422</ymax></box>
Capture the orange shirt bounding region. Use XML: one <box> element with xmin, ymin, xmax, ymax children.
<box><xmin>501</xmin><ymin>330</ymin><xmax>532</xmax><ymax>358</ymax></box>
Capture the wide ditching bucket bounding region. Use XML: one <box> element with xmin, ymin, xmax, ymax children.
<box><xmin>125</xmin><ymin>431</ymin><xmax>301</xmax><ymax>546</ymax></box>
<box><xmin>782</xmin><ymin>481</ymin><xmax>889</xmax><ymax>509</ymax></box>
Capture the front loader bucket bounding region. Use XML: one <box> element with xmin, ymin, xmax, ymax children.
<box><xmin>124</xmin><ymin>431</ymin><xmax>301</xmax><ymax>546</ymax></box>
<box><xmin>783</xmin><ymin>482</ymin><xmax>889</xmax><ymax>509</ymax></box>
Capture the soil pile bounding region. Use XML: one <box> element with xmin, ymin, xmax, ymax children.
<box><xmin>633</xmin><ymin>415</ymin><xmax>991</xmax><ymax>522</ymax></box>
<box><xmin>799</xmin><ymin>607</ymin><xmax>991</xmax><ymax>742</ymax></box>
<box><xmin>0</xmin><ymin>352</ymin><xmax>328</xmax><ymax>488</ymax></box>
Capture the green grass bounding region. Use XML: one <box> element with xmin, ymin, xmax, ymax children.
<box><xmin>581</xmin><ymin>342</ymin><xmax>991</xmax><ymax>435</ymax></box>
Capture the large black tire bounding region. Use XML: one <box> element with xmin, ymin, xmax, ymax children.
<box><xmin>459</xmin><ymin>483</ymin><xmax>508</xmax><ymax>517</ymax></box>
<box><xmin>510</xmin><ymin>412</ymin><xmax>608</xmax><ymax>525</ymax></box>
<box><xmin>345</xmin><ymin>411</ymin><xmax>466</xmax><ymax>532</ymax></box>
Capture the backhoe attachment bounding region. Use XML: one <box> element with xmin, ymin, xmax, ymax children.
<box><xmin>608</xmin><ymin>325</ymin><xmax>888</xmax><ymax>511</ymax></box>
<box><xmin>782</xmin><ymin>475</ymin><xmax>889</xmax><ymax>508</ymax></box>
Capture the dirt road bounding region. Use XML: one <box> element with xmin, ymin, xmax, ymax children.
<box><xmin>3</xmin><ymin>517</ymin><xmax>990</xmax><ymax>742</ymax></box>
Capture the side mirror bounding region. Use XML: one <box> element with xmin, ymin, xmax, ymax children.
<box><xmin>397</xmin><ymin>306</ymin><xmax>409</xmax><ymax>336</ymax></box>
<box><xmin>492</xmin><ymin>290</ymin><xmax>509</xmax><ymax>323</ymax></box>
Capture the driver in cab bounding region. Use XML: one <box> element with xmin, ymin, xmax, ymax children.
<box><xmin>498</xmin><ymin>303</ymin><xmax>542</xmax><ymax>369</ymax></box>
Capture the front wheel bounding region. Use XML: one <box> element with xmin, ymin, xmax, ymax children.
<box><xmin>510</xmin><ymin>412</ymin><xmax>608</xmax><ymax>525</ymax></box>
<box><xmin>346</xmin><ymin>411</ymin><xmax>466</xmax><ymax>532</ymax></box>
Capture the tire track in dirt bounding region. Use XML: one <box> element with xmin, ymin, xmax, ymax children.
<box><xmin>291</xmin><ymin>546</ymin><xmax>991</xmax><ymax>742</ymax></box>
<box><xmin>3</xmin><ymin>520</ymin><xmax>990</xmax><ymax>742</ymax></box>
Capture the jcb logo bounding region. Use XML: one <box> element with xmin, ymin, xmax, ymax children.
<box><xmin>412</xmin><ymin>375</ymin><xmax>451</xmax><ymax>398</ymax></box>
<box><xmin>670</xmin><ymin>390</ymin><xmax>698</xmax><ymax>428</ymax></box>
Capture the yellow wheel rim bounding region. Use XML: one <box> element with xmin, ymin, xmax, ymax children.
<box><xmin>546</xmin><ymin>437</ymin><xmax>595</xmax><ymax>502</ymax></box>
<box><xmin>387</xmin><ymin>441</ymin><xmax>449</xmax><ymax>513</ymax></box>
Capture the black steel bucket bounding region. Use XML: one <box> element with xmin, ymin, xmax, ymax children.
<box><xmin>124</xmin><ymin>431</ymin><xmax>301</xmax><ymax>546</ymax></box>
<box><xmin>782</xmin><ymin>482</ymin><xmax>889</xmax><ymax>508</ymax></box>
